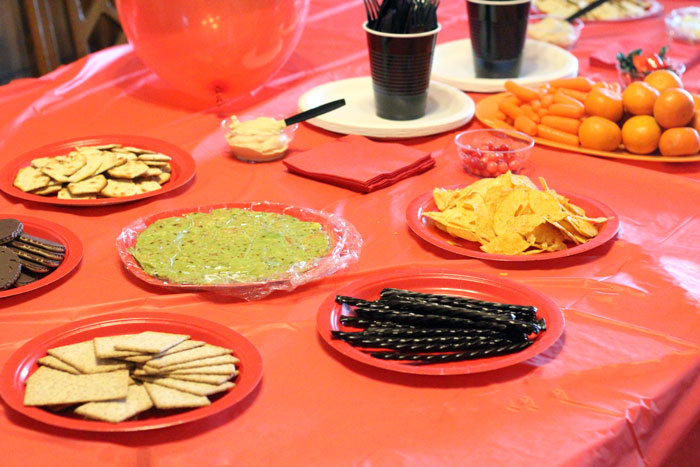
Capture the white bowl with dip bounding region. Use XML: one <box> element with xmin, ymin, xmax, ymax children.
<box><xmin>222</xmin><ymin>115</ymin><xmax>298</xmax><ymax>163</ymax></box>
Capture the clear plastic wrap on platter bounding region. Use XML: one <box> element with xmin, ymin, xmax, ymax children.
<box><xmin>116</xmin><ymin>202</ymin><xmax>362</xmax><ymax>300</ymax></box>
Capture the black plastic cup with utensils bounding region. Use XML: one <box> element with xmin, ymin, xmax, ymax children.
<box><xmin>364</xmin><ymin>22</ymin><xmax>441</xmax><ymax>120</ymax></box>
<box><xmin>466</xmin><ymin>0</ymin><xmax>531</xmax><ymax>79</ymax></box>
<box><xmin>363</xmin><ymin>0</ymin><xmax>441</xmax><ymax>120</ymax></box>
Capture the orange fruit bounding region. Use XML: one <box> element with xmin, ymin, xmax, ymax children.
<box><xmin>691</xmin><ymin>110</ymin><xmax>700</xmax><ymax>134</ymax></box>
<box><xmin>643</xmin><ymin>69</ymin><xmax>683</xmax><ymax>93</ymax></box>
<box><xmin>578</xmin><ymin>116</ymin><xmax>622</xmax><ymax>151</ymax></box>
<box><xmin>658</xmin><ymin>127</ymin><xmax>700</xmax><ymax>156</ymax></box>
<box><xmin>621</xmin><ymin>115</ymin><xmax>662</xmax><ymax>154</ymax></box>
<box><xmin>584</xmin><ymin>88</ymin><xmax>624</xmax><ymax>122</ymax></box>
<box><xmin>621</xmin><ymin>81</ymin><xmax>659</xmax><ymax>116</ymax></box>
<box><xmin>653</xmin><ymin>88</ymin><xmax>695</xmax><ymax>128</ymax></box>
<box><xmin>693</xmin><ymin>93</ymin><xmax>700</xmax><ymax>111</ymax></box>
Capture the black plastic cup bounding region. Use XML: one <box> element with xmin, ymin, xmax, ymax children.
<box><xmin>466</xmin><ymin>0</ymin><xmax>531</xmax><ymax>79</ymax></box>
<box><xmin>364</xmin><ymin>22</ymin><xmax>441</xmax><ymax>121</ymax></box>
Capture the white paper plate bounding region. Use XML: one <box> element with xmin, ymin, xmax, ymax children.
<box><xmin>431</xmin><ymin>39</ymin><xmax>578</xmax><ymax>93</ymax></box>
<box><xmin>297</xmin><ymin>77</ymin><xmax>475</xmax><ymax>139</ymax></box>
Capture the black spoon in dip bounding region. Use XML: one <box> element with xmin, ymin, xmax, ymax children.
<box><xmin>284</xmin><ymin>99</ymin><xmax>346</xmax><ymax>126</ymax></box>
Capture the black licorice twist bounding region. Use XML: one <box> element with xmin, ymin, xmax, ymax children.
<box><xmin>379</xmin><ymin>288</ymin><xmax>538</xmax><ymax>321</ymax></box>
<box><xmin>370</xmin><ymin>341</ymin><xmax>535</xmax><ymax>363</ymax></box>
<box><xmin>332</xmin><ymin>290</ymin><xmax>544</xmax><ymax>365</ymax></box>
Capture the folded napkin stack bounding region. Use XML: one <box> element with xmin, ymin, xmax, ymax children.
<box><xmin>283</xmin><ymin>135</ymin><xmax>435</xmax><ymax>193</ymax></box>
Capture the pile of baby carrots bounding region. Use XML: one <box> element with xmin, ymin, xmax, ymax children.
<box><xmin>498</xmin><ymin>77</ymin><xmax>615</xmax><ymax>147</ymax></box>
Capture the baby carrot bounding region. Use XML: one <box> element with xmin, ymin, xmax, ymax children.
<box><xmin>547</xmin><ymin>103</ymin><xmax>585</xmax><ymax>119</ymax></box>
<box><xmin>541</xmin><ymin>94</ymin><xmax>554</xmax><ymax>108</ymax></box>
<box><xmin>504</xmin><ymin>95</ymin><xmax>521</xmax><ymax>106</ymax></box>
<box><xmin>553</xmin><ymin>91</ymin><xmax>584</xmax><ymax>108</ymax></box>
<box><xmin>514</xmin><ymin>115</ymin><xmax>538</xmax><ymax>136</ymax></box>
<box><xmin>499</xmin><ymin>100</ymin><xmax>524</xmax><ymax>120</ymax></box>
<box><xmin>538</xmin><ymin>108</ymin><xmax>549</xmax><ymax>117</ymax></box>
<box><xmin>537</xmin><ymin>124</ymin><xmax>580</xmax><ymax>146</ymax></box>
<box><xmin>494</xmin><ymin>109</ymin><xmax>507</xmax><ymax>120</ymax></box>
<box><xmin>520</xmin><ymin>104</ymin><xmax>540</xmax><ymax>123</ymax></box>
<box><xmin>541</xmin><ymin>115</ymin><xmax>581</xmax><ymax>134</ymax></box>
<box><xmin>530</xmin><ymin>99</ymin><xmax>542</xmax><ymax>111</ymax></box>
<box><xmin>559</xmin><ymin>88</ymin><xmax>588</xmax><ymax>103</ymax></box>
<box><xmin>505</xmin><ymin>80</ymin><xmax>539</xmax><ymax>102</ymax></box>
<box><xmin>538</xmin><ymin>83</ymin><xmax>552</xmax><ymax>98</ymax></box>
<box><xmin>550</xmin><ymin>77</ymin><xmax>594</xmax><ymax>92</ymax></box>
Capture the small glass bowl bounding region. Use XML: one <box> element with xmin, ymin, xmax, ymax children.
<box><xmin>221</xmin><ymin>115</ymin><xmax>297</xmax><ymax>163</ymax></box>
<box><xmin>455</xmin><ymin>129</ymin><xmax>534</xmax><ymax>178</ymax></box>
<box><xmin>527</xmin><ymin>14</ymin><xmax>583</xmax><ymax>50</ymax></box>
<box><xmin>615</xmin><ymin>59</ymin><xmax>686</xmax><ymax>87</ymax></box>
<box><xmin>665</xmin><ymin>7</ymin><xmax>700</xmax><ymax>45</ymax></box>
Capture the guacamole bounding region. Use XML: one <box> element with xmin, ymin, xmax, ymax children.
<box><xmin>131</xmin><ymin>208</ymin><xmax>330</xmax><ymax>284</ymax></box>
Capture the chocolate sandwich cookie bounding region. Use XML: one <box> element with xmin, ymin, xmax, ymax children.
<box><xmin>7</xmin><ymin>246</ymin><xmax>61</xmax><ymax>268</ymax></box>
<box><xmin>0</xmin><ymin>246</ymin><xmax>22</xmax><ymax>289</ymax></box>
<box><xmin>13</xmin><ymin>270</ymin><xmax>39</xmax><ymax>288</ymax></box>
<box><xmin>18</xmin><ymin>233</ymin><xmax>65</xmax><ymax>253</ymax></box>
<box><xmin>0</xmin><ymin>218</ymin><xmax>23</xmax><ymax>245</ymax></box>
<box><xmin>15</xmin><ymin>257</ymin><xmax>50</xmax><ymax>274</ymax></box>
<box><xmin>9</xmin><ymin>240</ymin><xmax>65</xmax><ymax>261</ymax></box>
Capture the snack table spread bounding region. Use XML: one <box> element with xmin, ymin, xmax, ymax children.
<box><xmin>1</xmin><ymin>1</ymin><xmax>700</xmax><ymax>466</ymax></box>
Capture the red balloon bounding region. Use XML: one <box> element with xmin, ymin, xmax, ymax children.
<box><xmin>117</xmin><ymin>0</ymin><xmax>309</xmax><ymax>102</ymax></box>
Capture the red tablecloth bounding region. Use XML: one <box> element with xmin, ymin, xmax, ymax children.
<box><xmin>1</xmin><ymin>1</ymin><xmax>700</xmax><ymax>465</ymax></box>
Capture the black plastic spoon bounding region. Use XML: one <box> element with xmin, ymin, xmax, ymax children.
<box><xmin>565</xmin><ymin>0</ymin><xmax>611</xmax><ymax>22</ymax></box>
<box><xmin>284</xmin><ymin>99</ymin><xmax>346</xmax><ymax>126</ymax></box>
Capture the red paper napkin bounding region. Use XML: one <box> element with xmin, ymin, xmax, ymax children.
<box><xmin>283</xmin><ymin>135</ymin><xmax>435</xmax><ymax>193</ymax></box>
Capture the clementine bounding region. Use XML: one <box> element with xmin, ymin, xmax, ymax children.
<box><xmin>658</xmin><ymin>127</ymin><xmax>700</xmax><ymax>156</ymax></box>
<box><xmin>621</xmin><ymin>115</ymin><xmax>662</xmax><ymax>154</ymax></box>
<box><xmin>691</xmin><ymin>110</ymin><xmax>700</xmax><ymax>134</ymax></box>
<box><xmin>643</xmin><ymin>69</ymin><xmax>683</xmax><ymax>93</ymax></box>
<box><xmin>653</xmin><ymin>88</ymin><xmax>695</xmax><ymax>128</ymax></box>
<box><xmin>584</xmin><ymin>88</ymin><xmax>624</xmax><ymax>122</ymax></box>
<box><xmin>621</xmin><ymin>81</ymin><xmax>659</xmax><ymax>116</ymax></box>
<box><xmin>578</xmin><ymin>116</ymin><xmax>622</xmax><ymax>151</ymax></box>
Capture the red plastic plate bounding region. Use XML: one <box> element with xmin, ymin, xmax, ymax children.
<box><xmin>0</xmin><ymin>135</ymin><xmax>196</xmax><ymax>206</ymax></box>
<box><xmin>317</xmin><ymin>266</ymin><xmax>564</xmax><ymax>375</ymax></box>
<box><xmin>116</xmin><ymin>202</ymin><xmax>361</xmax><ymax>297</ymax></box>
<box><xmin>0</xmin><ymin>312</ymin><xmax>263</xmax><ymax>432</ymax></box>
<box><xmin>0</xmin><ymin>215</ymin><xmax>83</xmax><ymax>298</ymax></box>
<box><xmin>406</xmin><ymin>187</ymin><xmax>620</xmax><ymax>261</ymax></box>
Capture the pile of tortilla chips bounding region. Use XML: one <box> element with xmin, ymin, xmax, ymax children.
<box><xmin>424</xmin><ymin>172</ymin><xmax>611</xmax><ymax>255</ymax></box>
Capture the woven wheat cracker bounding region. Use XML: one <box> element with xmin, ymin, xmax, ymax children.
<box><xmin>146</xmin><ymin>344</ymin><xmax>231</xmax><ymax>369</ymax></box>
<box><xmin>114</xmin><ymin>331</ymin><xmax>190</xmax><ymax>354</ymax></box>
<box><xmin>47</xmin><ymin>341</ymin><xmax>131</xmax><ymax>374</ymax></box>
<box><xmin>24</xmin><ymin>367</ymin><xmax>129</xmax><ymax>406</ymax></box>
<box><xmin>37</xmin><ymin>356</ymin><xmax>80</xmax><ymax>375</ymax></box>
<box><xmin>123</xmin><ymin>340</ymin><xmax>205</xmax><ymax>363</ymax></box>
<box><xmin>134</xmin><ymin>375</ymin><xmax>234</xmax><ymax>397</ymax></box>
<box><xmin>74</xmin><ymin>383</ymin><xmax>153</xmax><ymax>423</ymax></box>
<box><xmin>168</xmin><ymin>363</ymin><xmax>237</xmax><ymax>376</ymax></box>
<box><xmin>142</xmin><ymin>382</ymin><xmax>210</xmax><ymax>409</ymax></box>
<box><xmin>169</xmin><ymin>373</ymin><xmax>235</xmax><ymax>385</ymax></box>
<box><xmin>157</xmin><ymin>354</ymin><xmax>238</xmax><ymax>372</ymax></box>
<box><xmin>93</xmin><ymin>335</ymin><xmax>143</xmax><ymax>359</ymax></box>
